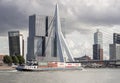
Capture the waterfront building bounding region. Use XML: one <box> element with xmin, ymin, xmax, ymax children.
<box><xmin>93</xmin><ymin>44</ymin><xmax>103</xmax><ymax>60</ymax></box>
<box><xmin>94</xmin><ymin>29</ymin><xmax>103</xmax><ymax>48</ymax></box>
<box><xmin>113</xmin><ymin>33</ymin><xmax>120</xmax><ymax>44</ymax></box>
<box><xmin>109</xmin><ymin>33</ymin><xmax>120</xmax><ymax>60</ymax></box>
<box><xmin>27</xmin><ymin>4</ymin><xmax>74</xmax><ymax>62</ymax></box>
<box><xmin>74</xmin><ymin>55</ymin><xmax>91</xmax><ymax>62</ymax></box>
<box><xmin>109</xmin><ymin>44</ymin><xmax>120</xmax><ymax>60</ymax></box>
<box><xmin>27</xmin><ymin>16</ymin><xmax>65</xmax><ymax>61</ymax></box>
<box><xmin>93</xmin><ymin>29</ymin><xmax>103</xmax><ymax>60</ymax></box>
<box><xmin>8</xmin><ymin>31</ymin><xmax>20</xmax><ymax>56</ymax></box>
<box><xmin>27</xmin><ymin>15</ymin><xmax>56</xmax><ymax>61</ymax></box>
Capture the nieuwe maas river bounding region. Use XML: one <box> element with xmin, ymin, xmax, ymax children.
<box><xmin>0</xmin><ymin>68</ymin><xmax>120</xmax><ymax>83</ymax></box>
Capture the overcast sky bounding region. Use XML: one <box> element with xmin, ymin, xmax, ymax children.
<box><xmin>0</xmin><ymin>0</ymin><xmax>120</xmax><ymax>59</ymax></box>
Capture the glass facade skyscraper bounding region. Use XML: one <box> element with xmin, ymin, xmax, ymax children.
<box><xmin>8</xmin><ymin>31</ymin><xmax>20</xmax><ymax>56</ymax></box>
<box><xmin>113</xmin><ymin>33</ymin><xmax>120</xmax><ymax>44</ymax></box>
<box><xmin>109</xmin><ymin>33</ymin><xmax>120</xmax><ymax>60</ymax></box>
<box><xmin>94</xmin><ymin>29</ymin><xmax>103</xmax><ymax>48</ymax></box>
<box><xmin>27</xmin><ymin>15</ymin><xmax>49</xmax><ymax>61</ymax></box>
<box><xmin>27</xmin><ymin>15</ymin><xmax>65</xmax><ymax>61</ymax></box>
<box><xmin>93</xmin><ymin>29</ymin><xmax>103</xmax><ymax>60</ymax></box>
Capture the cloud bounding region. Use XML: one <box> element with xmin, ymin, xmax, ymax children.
<box><xmin>0</xmin><ymin>0</ymin><xmax>120</xmax><ymax>59</ymax></box>
<box><xmin>1</xmin><ymin>0</ymin><xmax>120</xmax><ymax>36</ymax></box>
<box><xmin>62</xmin><ymin>0</ymin><xmax>120</xmax><ymax>25</ymax></box>
<box><xmin>0</xmin><ymin>37</ymin><xmax>9</xmax><ymax>54</ymax></box>
<box><xmin>0</xmin><ymin>0</ymin><xmax>28</xmax><ymax>36</ymax></box>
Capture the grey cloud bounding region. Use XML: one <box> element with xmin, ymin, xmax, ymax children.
<box><xmin>0</xmin><ymin>0</ymin><xmax>120</xmax><ymax>36</ymax></box>
<box><xmin>0</xmin><ymin>0</ymin><xmax>28</xmax><ymax>36</ymax></box>
<box><xmin>66</xmin><ymin>0</ymin><xmax>120</xmax><ymax>26</ymax></box>
<box><xmin>0</xmin><ymin>0</ymin><xmax>56</xmax><ymax>36</ymax></box>
<box><xmin>58</xmin><ymin>0</ymin><xmax>120</xmax><ymax>34</ymax></box>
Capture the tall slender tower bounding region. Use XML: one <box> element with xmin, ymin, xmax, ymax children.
<box><xmin>93</xmin><ymin>29</ymin><xmax>103</xmax><ymax>60</ymax></box>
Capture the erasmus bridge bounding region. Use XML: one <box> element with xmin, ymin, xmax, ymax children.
<box><xmin>34</xmin><ymin>4</ymin><xmax>75</xmax><ymax>62</ymax></box>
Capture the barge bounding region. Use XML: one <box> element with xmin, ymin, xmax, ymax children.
<box><xmin>16</xmin><ymin>62</ymin><xmax>83</xmax><ymax>71</ymax></box>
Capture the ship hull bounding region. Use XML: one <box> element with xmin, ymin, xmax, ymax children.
<box><xmin>16</xmin><ymin>62</ymin><xmax>83</xmax><ymax>71</ymax></box>
<box><xmin>16</xmin><ymin>66</ymin><xmax>83</xmax><ymax>72</ymax></box>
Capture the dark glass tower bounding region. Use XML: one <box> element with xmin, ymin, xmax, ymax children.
<box><xmin>8</xmin><ymin>31</ymin><xmax>20</xmax><ymax>56</ymax></box>
<box><xmin>113</xmin><ymin>33</ymin><xmax>120</xmax><ymax>44</ymax></box>
<box><xmin>93</xmin><ymin>44</ymin><xmax>103</xmax><ymax>60</ymax></box>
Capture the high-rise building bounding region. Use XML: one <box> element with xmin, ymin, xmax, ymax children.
<box><xmin>93</xmin><ymin>29</ymin><xmax>103</xmax><ymax>60</ymax></box>
<box><xmin>109</xmin><ymin>33</ymin><xmax>120</xmax><ymax>60</ymax></box>
<box><xmin>27</xmin><ymin>15</ymin><xmax>65</xmax><ymax>61</ymax></box>
<box><xmin>94</xmin><ymin>29</ymin><xmax>103</xmax><ymax>48</ymax></box>
<box><xmin>109</xmin><ymin>44</ymin><xmax>120</xmax><ymax>60</ymax></box>
<box><xmin>8</xmin><ymin>31</ymin><xmax>20</xmax><ymax>56</ymax></box>
<box><xmin>93</xmin><ymin>44</ymin><xmax>103</xmax><ymax>60</ymax></box>
<box><xmin>113</xmin><ymin>33</ymin><xmax>120</xmax><ymax>44</ymax></box>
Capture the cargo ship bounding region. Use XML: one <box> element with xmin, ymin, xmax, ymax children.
<box><xmin>16</xmin><ymin>62</ymin><xmax>83</xmax><ymax>71</ymax></box>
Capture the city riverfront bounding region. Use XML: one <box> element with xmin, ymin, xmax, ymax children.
<box><xmin>0</xmin><ymin>68</ymin><xmax>120</xmax><ymax>83</ymax></box>
<box><xmin>1</xmin><ymin>0</ymin><xmax>120</xmax><ymax>83</ymax></box>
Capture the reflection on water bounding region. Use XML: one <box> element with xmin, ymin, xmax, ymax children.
<box><xmin>0</xmin><ymin>70</ymin><xmax>17</xmax><ymax>72</ymax></box>
<box><xmin>0</xmin><ymin>68</ymin><xmax>120</xmax><ymax>83</ymax></box>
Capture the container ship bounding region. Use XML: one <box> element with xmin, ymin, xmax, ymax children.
<box><xmin>16</xmin><ymin>62</ymin><xmax>83</xmax><ymax>71</ymax></box>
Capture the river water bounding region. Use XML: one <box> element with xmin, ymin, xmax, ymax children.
<box><xmin>0</xmin><ymin>68</ymin><xmax>120</xmax><ymax>83</ymax></box>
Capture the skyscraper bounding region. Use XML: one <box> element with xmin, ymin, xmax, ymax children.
<box><xmin>93</xmin><ymin>29</ymin><xmax>103</xmax><ymax>60</ymax></box>
<box><xmin>94</xmin><ymin>29</ymin><xmax>103</xmax><ymax>48</ymax></box>
<box><xmin>113</xmin><ymin>33</ymin><xmax>120</xmax><ymax>44</ymax></box>
<box><xmin>109</xmin><ymin>33</ymin><xmax>120</xmax><ymax>60</ymax></box>
<box><xmin>27</xmin><ymin>15</ymin><xmax>65</xmax><ymax>61</ymax></box>
<box><xmin>8</xmin><ymin>31</ymin><xmax>20</xmax><ymax>56</ymax></box>
<box><xmin>27</xmin><ymin>15</ymin><xmax>52</xmax><ymax>61</ymax></box>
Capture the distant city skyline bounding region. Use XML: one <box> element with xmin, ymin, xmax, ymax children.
<box><xmin>1</xmin><ymin>0</ymin><xmax>120</xmax><ymax>60</ymax></box>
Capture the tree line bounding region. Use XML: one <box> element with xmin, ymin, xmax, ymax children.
<box><xmin>3</xmin><ymin>55</ymin><xmax>25</xmax><ymax>66</ymax></box>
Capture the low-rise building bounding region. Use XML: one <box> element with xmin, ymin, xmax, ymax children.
<box><xmin>74</xmin><ymin>55</ymin><xmax>91</xmax><ymax>62</ymax></box>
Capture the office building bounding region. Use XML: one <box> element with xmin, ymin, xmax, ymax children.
<box><xmin>27</xmin><ymin>4</ymin><xmax>75</xmax><ymax>62</ymax></box>
<box><xmin>109</xmin><ymin>44</ymin><xmax>120</xmax><ymax>60</ymax></box>
<box><xmin>8</xmin><ymin>31</ymin><xmax>20</xmax><ymax>56</ymax></box>
<box><xmin>93</xmin><ymin>44</ymin><xmax>103</xmax><ymax>60</ymax></box>
<box><xmin>27</xmin><ymin>15</ymin><xmax>65</xmax><ymax>61</ymax></box>
<box><xmin>109</xmin><ymin>33</ymin><xmax>120</xmax><ymax>60</ymax></box>
<box><xmin>93</xmin><ymin>29</ymin><xmax>103</xmax><ymax>60</ymax></box>
<box><xmin>113</xmin><ymin>33</ymin><xmax>120</xmax><ymax>44</ymax></box>
<box><xmin>94</xmin><ymin>29</ymin><xmax>103</xmax><ymax>48</ymax></box>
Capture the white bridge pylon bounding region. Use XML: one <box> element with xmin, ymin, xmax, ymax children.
<box><xmin>54</xmin><ymin>4</ymin><xmax>75</xmax><ymax>62</ymax></box>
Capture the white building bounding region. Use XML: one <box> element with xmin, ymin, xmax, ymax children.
<box><xmin>93</xmin><ymin>29</ymin><xmax>103</xmax><ymax>60</ymax></box>
<box><xmin>94</xmin><ymin>29</ymin><xmax>103</xmax><ymax>49</ymax></box>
